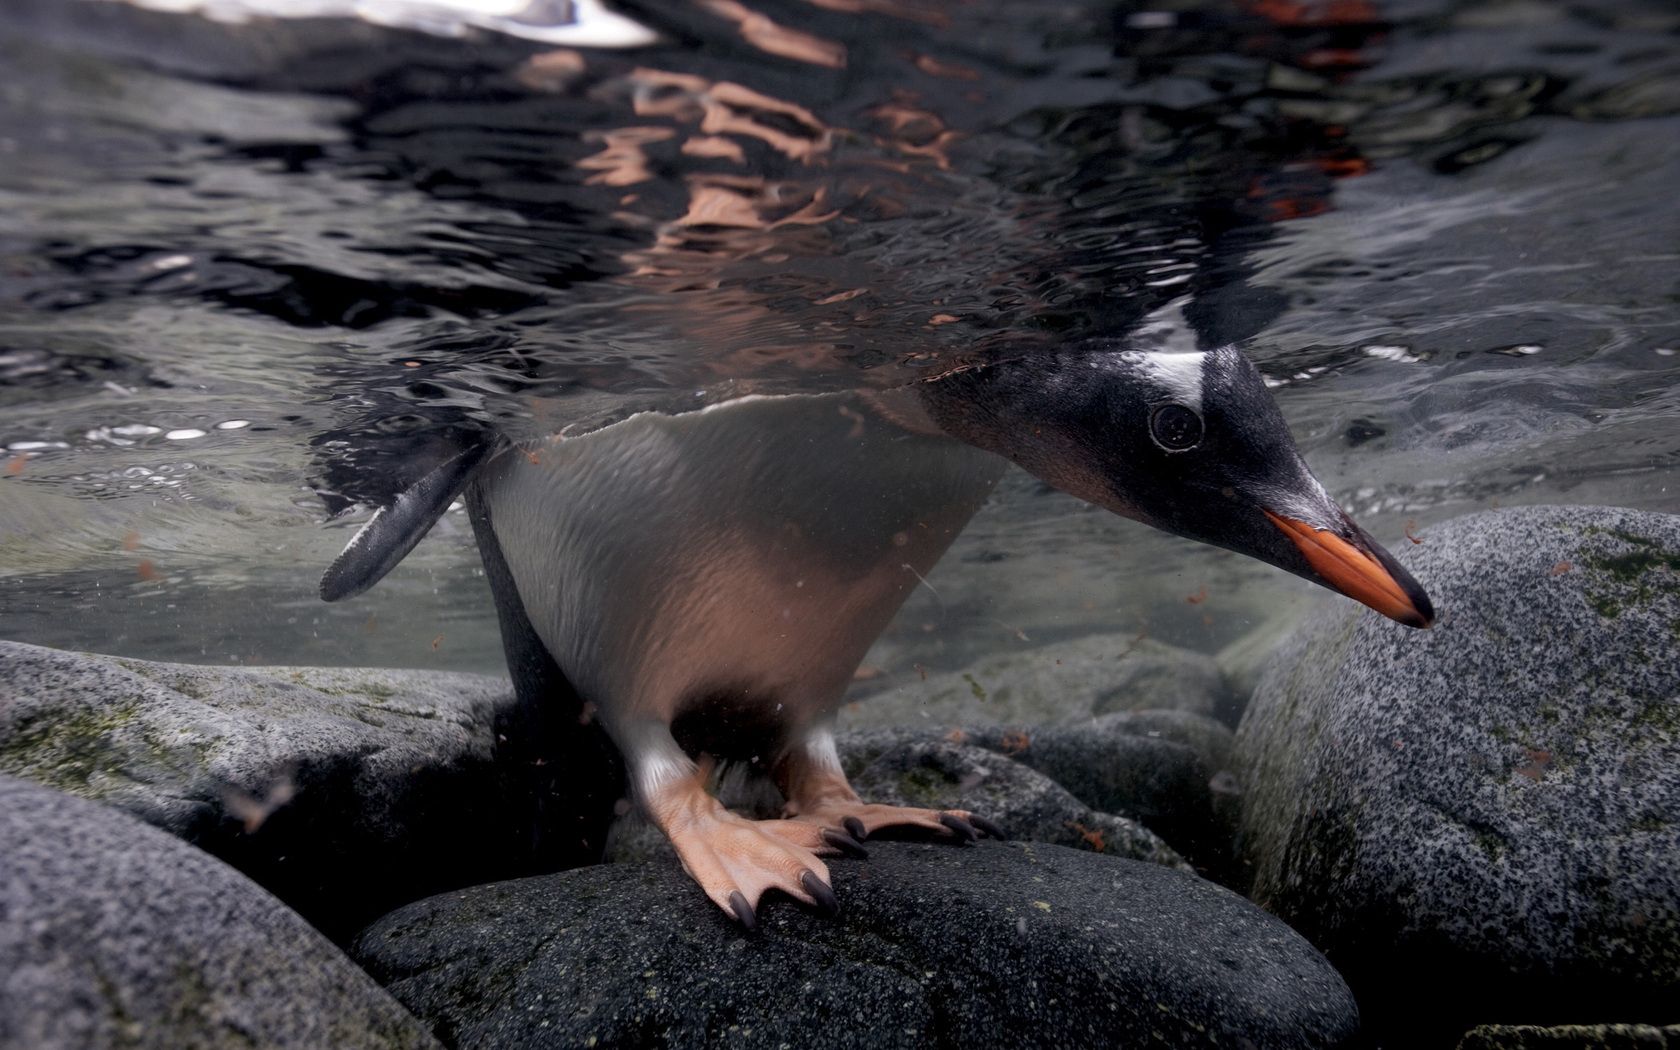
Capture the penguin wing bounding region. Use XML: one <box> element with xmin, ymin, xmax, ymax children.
<box><xmin>318</xmin><ymin>439</ymin><xmax>498</xmax><ymax>602</ymax></box>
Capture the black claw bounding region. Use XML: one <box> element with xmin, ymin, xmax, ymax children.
<box><xmin>970</xmin><ymin>815</ymin><xmax>1007</xmax><ymax>840</ymax></box>
<box><xmin>842</xmin><ymin>815</ymin><xmax>868</xmax><ymax>842</ymax></box>
<box><xmin>801</xmin><ymin>870</ymin><xmax>840</xmax><ymax>917</ymax></box>
<box><xmin>728</xmin><ymin>890</ymin><xmax>757</xmax><ymax>932</ymax></box>
<box><xmin>822</xmin><ymin>828</ymin><xmax>870</xmax><ymax>858</ymax></box>
<box><xmin>939</xmin><ymin>813</ymin><xmax>979</xmax><ymax>842</ymax></box>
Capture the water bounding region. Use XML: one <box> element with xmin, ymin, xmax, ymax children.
<box><xmin>1</xmin><ymin>0</ymin><xmax>1676</xmax><ymax>678</ymax></box>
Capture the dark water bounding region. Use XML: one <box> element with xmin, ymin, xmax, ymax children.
<box><xmin>1</xmin><ymin>0</ymin><xmax>1676</xmax><ymax>676</ymax></box>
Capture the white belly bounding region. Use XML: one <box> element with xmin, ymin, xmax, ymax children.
<box><xmin>477</xmin><ymin>391</ymin><xmax>1004</xmax><ymax>745</ymax></box>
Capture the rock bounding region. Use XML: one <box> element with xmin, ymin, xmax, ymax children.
<box><xmin>1216</xmin><ymin>609</ymin><xmax>1310</xmax><ymax>716</ymax></box>
<box><xmin>1081</xmin><ymin>708</ymin><xmax>1238</xmax><ymax>774</ymax></box>
<box><xmin>836</xmin><ymin>725</ymin><xmax>933</xmax><ymax>776</ymax></box>
<box><xmin>957</xmin><ymin>720</ymin><xmax>1232</xmax><ymax>874</ymax></box>
<box><xmin>837</xmin><ymin>715</ymin><xmax>1238</xmax><ymax>876</ymax></box>
<box><xmin>849</xmin><ymin>738</ymin><xmax>1188</xmax><ymax>868</ymax></box>
<box><xmin>0</xmin><ymin>640</ymin><xmax>616</xmax><ymax>939</ymax></box>
<box><xmin>0</xmin><ymin>775</ymin><xmax>440</xmax><ymax>1050</ymax></box>
<box><xmin>1455</xmin><ymin>1024</ymin><xmax>1680</xmax><ymax>1050</ymax></box>
<box><xmin>1236</xmin><ymin>506</ymin><xmax>1680</xmax><ymax>1040</ymax></box>
<box><xmin>354</xmin><ymin>842</ymin><xmax>1360</xmax><ymax>1050</ymax></box>
<box><xmin>839</xmin><ymin>632</ymin><xmax>1237</xmax><ymax>729</ymax></box>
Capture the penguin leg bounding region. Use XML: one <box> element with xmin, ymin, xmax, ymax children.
<box><xmin>628</xmin><ymin>727</ymin><xmax>839</xmax><ymax>928</ymax></box>
<box><xmin>776</xmin><ymin>726</ymin><xmax>1006</xmax><ymax>843</ymax></box>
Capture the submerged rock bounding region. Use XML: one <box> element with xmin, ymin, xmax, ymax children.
<box><xmin>353</xmin><ymin>842</ymin><xmax>1359</xmax><ymax>1050</ymax></box>
<box><xmin>0</xmin><ymin>775</ymin><xmax>439</xmax><ymax>1050</ymax></box>
<box><xmin>960</xmin><ymin>715</ymin><xmax>1234</xmax><ymax>873</ymax></box>
<box><xmin>840</xmin><ymin>631</ymin><xmax>1237</xmax><ymax>728</ymax></box>
<box><xmin>1216</xmin><ymin>610</ymin><xmax>1309</xmax><ymax>715</ymax></box>
<box><xmin>848</xmin><ymin>737</ymin><xmax>1187</xmax><ymax>868</ymax></box>
<box><xmin>838</xmin><ymin>714</ymin><xmax>1238</xmax><ymax>875</ymax></box>
<box><xmin>1236</xmin><ymin>505</ymin><xmax>1680</xmax><ymax>1039</ymax></box>
<box><xmin>0</xmin><ymin>640</ymin><xmax>611</xmax><ymax>939</ymax></box>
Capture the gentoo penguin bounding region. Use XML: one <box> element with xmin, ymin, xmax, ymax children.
<box><xmin>320</xmin><ymin>340</ymin><xmax>1432</xmax><ymax>927</ymax></box>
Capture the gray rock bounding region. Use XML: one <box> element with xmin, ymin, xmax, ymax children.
<box><xmin>836</xmin><ymin>725</ymin><xmax>935</xmax><ymax>776</ymax></box>
<box><xmin>354</xmin><ymin>842</ymin><xmax>1360</xmax><ymax>1049</ymax></box>
<box><xmin>1082</xmin><ymin>708</ymin><xmax>1238</xmax><ymax>774</ymax></box>
<box><xmin>1216</xmin><ymin>610</ymin><xmax>1310</xmax><ymax>715</ymax></box>
<box><xmin>1455</xmin><ymin>1024</ymin><xmax>1680</xmax><ymax>1050</ymax></box>
<box><xmin>850</xmin><ymin>738</ymin><xmax>1188</xmax><ymax>868</ymax></box>
<box><xmin>0</xmin><ymin>640</ymin><xmax>610</xmax><ymax>939</ymax></box>
<box><xmin>838</xmin><ymin>715</ymin><xmax>1239</xmax><ymax>875</ymax></box>
<box><xmin>1236</xmin><ymin>505</ymin><xmax>1680</xmax><ymax>1039</ymax></box>
<box><xmin>961</xmin><ymin>717</ymin><xmax>1236</xmax><ymax>877</ymax></box>
<box><xmin>0</xmin><ymin>775</ymin><xmax>440</xmax><ymax>1050</ymax></box>
<box><xmin>839</xmin><ymin>632</ymin><xmax>1237</xmax><ymax>729</ymax></box>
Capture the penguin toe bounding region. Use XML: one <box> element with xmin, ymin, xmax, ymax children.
<box><xmin>789</xmin><ymin>802</ymin><xmax>1002</xmax><ymax>847</ymax></box>
<box><xmin>938</xmin><ymin>812</ymin><xmax>979</xmax><ymax>842</ymax></box>
<box><xmin>821</xmin><ymin>827</ymin><xmax>869</xmax><ymax>857</ymax></box>
<box><xmin>648</xmin><ymin>800</ymin><xmax>840</xmax><ymax>927</ymax></box>
<box><xmin>800</xmin><ymin>870</ymin><xmax>840</xmax><ymax>916</ymax></box>
<box><xmin>728</xmin><ymin>890</ymin><xmax>758</xmax><ymax>932</ymax></box>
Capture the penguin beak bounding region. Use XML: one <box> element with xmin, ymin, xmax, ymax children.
<box><xmin>1263</xmin><ymin>509</ymin><xmax>1435</xmax><ymax>628</ymax></box>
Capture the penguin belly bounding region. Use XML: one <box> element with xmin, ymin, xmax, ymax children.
<box><xmin>476</xmin><ymin>391</ymin><xmax>1003</xmax><ymax>753</ymax></box>
<box><xmin>474</xmin><ymin>391</ymin><xmax>1008</xmax><ymax>926</ymax></box>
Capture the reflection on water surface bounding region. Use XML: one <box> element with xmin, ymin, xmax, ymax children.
<box><xmin>0</xmin><ymin>0</ymin><xmax>1676</xmax><ymax>672</ymax></box>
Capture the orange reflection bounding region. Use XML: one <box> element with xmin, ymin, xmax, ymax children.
<box><xmin>865</xmin><ymin>95</ymin><xmax>961</xmax><ymax>169</ymax></box>
<box><xmin>578</xmin><ymin>126</ymin><xmax>676</xmax><ymax>187</ymax></box>
<box><xmin>912</xmin><ymin>53</ymin><xmax>979</xmax><ymax>81</ymax></box>
<box><xmin>801</xmin><ymin>0</ymin><xmax>949</xmax><ymax>27</ymax></box>
<box><xmin>630</xmin><ymin>69</ymin><xmax>833</xmax><ymax>163</ymax></box>
<box><xmin>681</xmin><ymin>136</ymin><xmax>747</xmax><ymax>162</ymax></box>
<box><xmin>515</xmin><ymin>48</ymin><xmax>587</xmax><ymax>92</ymax></box>
<box><xmin>697</xmin><ymin>0</ymin><xmax>847</xmax><ymax>69</ymax></box>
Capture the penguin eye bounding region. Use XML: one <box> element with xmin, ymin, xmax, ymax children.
<box><xmin>1149</xmin><ymin>404</ymin><xmax>1203</xmax><ymax>452</ymax></box>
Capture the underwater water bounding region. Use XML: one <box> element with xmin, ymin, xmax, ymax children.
<box><xmin>0</xmin><ymin>0</ymin><xmax>1676</xmax><ymax>679</ymax></box>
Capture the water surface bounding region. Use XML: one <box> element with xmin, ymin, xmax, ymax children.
<box><xmin>1</xmin><ymin>0</ymin><xmax>1676</xmax><ymax>677</ymax></box>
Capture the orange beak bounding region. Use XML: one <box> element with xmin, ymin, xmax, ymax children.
<box><xmin>1264</xmin><ymin>509</ymin><xmax>1434</xmax><ymax>628</ymax></box>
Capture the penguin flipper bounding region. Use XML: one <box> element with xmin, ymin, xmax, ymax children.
<box><xmin>318</xmin><ymin>440</ymin><xmax>497</xmax><ymax>602</ymax></box>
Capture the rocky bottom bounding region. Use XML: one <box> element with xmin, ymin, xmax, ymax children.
<box><xmin>2</xmin><ymin>505</ymin><xmax>1678</xmax><ymax>1048</ymax></box>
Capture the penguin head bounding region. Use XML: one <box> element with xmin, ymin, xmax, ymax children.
<box><xmin>921</xmin><ymin>342</ymin><xmax>1434</xmax><ymax>628</ymax></box>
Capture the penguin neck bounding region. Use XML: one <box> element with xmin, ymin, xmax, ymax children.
<box><xmin>909</xmin><ymin>359</ymin><xmax>1128</xmax><ymax>516</ymax></box>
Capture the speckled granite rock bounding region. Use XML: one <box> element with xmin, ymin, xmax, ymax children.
<box><xmin>838</xmin><ymin>631</ymin><xmax>1238</xmax><ymax>728</ymax></box>
<box><xmin>0</xmin><ymin>639</ymin><xmax>610</xmax><ymax>939</ymax></box>
<box><xmin>0</xmin><ymin>775</ymin><xmax>440</xmax><ymax>1050</ymax></box>
<box><xmin>1237</xmin><ymin>505</ymin><xmax>1680</xmax><ymax>1039</ymax></box>
<box><xmin>353</xmin><ymin>842</ymin><xmax>1360</xmax><ymax>1050</ymax></box>
<box><xmin>1456</xmin><ymin>1024</ymin><xmax>1680</xmax><ymax>1050</ymax></box>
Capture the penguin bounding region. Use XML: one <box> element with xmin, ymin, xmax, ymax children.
<box><xmin>319</xmin><ymin>339</ymin><xmax>1432</xmax><ymax>927</ymax></box>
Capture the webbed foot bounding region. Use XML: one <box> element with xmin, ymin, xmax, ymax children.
<box><xmin>791</xmin><ymin>801</ymin><xmax>1007</xmax><ymax>843</ymax></box>
<box><xmin>644</xmin><ymin>769</ymin><xmax>840</xmax><ymax>928</ymax></box>
<box><xmin>776</xmin><ymin>727</ymin><xmax>1008</xmax><ymax>845</ymax></box>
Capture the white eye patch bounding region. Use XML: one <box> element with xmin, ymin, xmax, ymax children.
<box><xmin>1130</xmin><ymin>351</ymin><xmax>1207</xmax><ymax>413</ymax></box>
